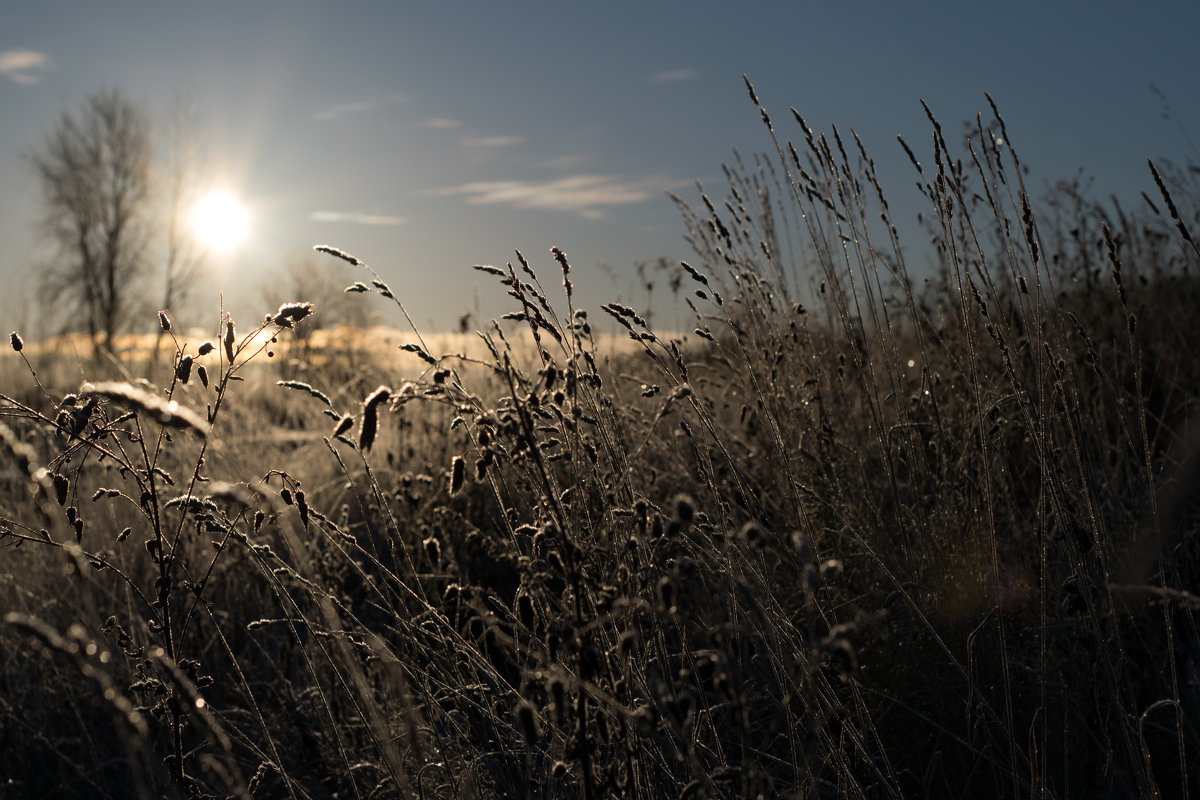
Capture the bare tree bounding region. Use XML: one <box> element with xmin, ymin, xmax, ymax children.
<box><xmin>28</xmin><ymin>89</ymin><xmax>154</xmax><ymax>357</ymax></box>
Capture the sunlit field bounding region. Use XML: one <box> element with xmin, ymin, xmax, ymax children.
<box><xmin>3</xmin><ymin>84</ymin><xmax>1199</xmax><ymax>799</ymax></box>
<box><xmin>8</xmin><ymin>325</ymin><xmax>680</xmax><ymax>375</ymax></box>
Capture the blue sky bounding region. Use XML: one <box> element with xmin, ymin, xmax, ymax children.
<box><xmin>1</xmin><ymin>0</ymin><xmax>1198</xmax><ymax>332</ymax></box>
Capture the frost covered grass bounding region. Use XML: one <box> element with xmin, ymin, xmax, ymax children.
<box><xmin>2</xmin><ymin>82</ymin><xmax>1199</xmax><ymax>798</ymax></box>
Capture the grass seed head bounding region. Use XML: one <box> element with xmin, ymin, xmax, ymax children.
<box><xmin>314</xmin><ymin>244</ymin><xmax>362</xmax><ymax>266</ymax></box>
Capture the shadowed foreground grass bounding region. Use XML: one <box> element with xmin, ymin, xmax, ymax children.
<box><xmin>2</xmin><ymin>83</ymin><xmax>1199</xmax><ymax>799</ymax></box>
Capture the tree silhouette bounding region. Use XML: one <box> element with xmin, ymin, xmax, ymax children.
<box><xmin>28</xmin><ymin>89</ymin><xmax>154</xmax><ymax>357</ymax></box>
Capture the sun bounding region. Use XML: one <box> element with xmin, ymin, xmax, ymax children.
<box><xmin>191</xmin><ymin>191</ymin><xmax>249</xmax><ymax>252</ymax></box>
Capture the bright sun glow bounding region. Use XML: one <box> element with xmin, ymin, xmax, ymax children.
<box><xmin>191</xmin><ymin>191</ymin><xmax>249</xmax><ymax>252</ymax></box>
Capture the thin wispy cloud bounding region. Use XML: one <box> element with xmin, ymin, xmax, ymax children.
<box><xmin>0</xmin><ymin>50</ymin><xmax>52</xmax><ymax>85</ymax></box>
<box><xmin>461</xmin><ymin>135</ymin><xmax>524</xmax><ymax>149</ymax></box>
<box><xmin>538</xmin><ymin>154</ymin><xmax>593</xmax><ymax>171</ymax></box>
<box><xmin>313</xmin><ymin>93</ymin><xmax>406</xmax><ymax>121</ymax></box>
<box><xmin>427</xmin><ymin>174</ymin><xmax>681</xmax><ymax>219</ymax></box>
<box><xmin>424</xmin><ymin>118</ymin><xmax>461</xmax><ymax>129</ymax></box>
<box><xmin>310</xmin><ymin>210</ymin><xmax>406</xmax><ymax>226</ymax></box>
<box><xmin>648</xmin><ymin>68</ymin><xmax>698</xmax><ymax>84</ymax></box>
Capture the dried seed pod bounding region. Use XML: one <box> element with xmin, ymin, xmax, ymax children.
<box><xmin>271</xmin><ymin>302</ymin><xmax>315</xmax><ymax>328</ymax></box>
<box><xmin>820</xmin><ymin>559</ymin><xmax>844</xmax><ymax>581</ymax></box>
<box><xmin>516</xmin><ymin>593</ymin><xmax>536</xmax><ymax>629</ymax></box>
<box><xmin>223</xmin><ymin>318</ymin><xmax>236</xmax><ymax>364</ymax></box>
<box><xmin>175</xmin><ymin>355</ymin><xmax>193</xmax><ymax>384</ymax></box>
<box><xmin>516</xmin><ymin>701</ymin><xmax>539</xmax><ymax>746</ymax></box>
<box><xmin>548</xmin><ymin>675</ymin><xmax>566</xmax><ymax>718</ymax></box>
<box><xmin>804</xmin><ymin>563</ymin><xmax>822</xmax><ymax>593</ymax></box>
<box><xmin>658</xmin><ymin>576</ymin><xmax>675</xmax><ymax>612</ymax></box>
<box><xmin>422</xmin><ymin>536</ymin><xmax>441</xmax><ymax>565</ymax></box>
<box><xmin>53</xmin><ymin>474</ymin><xmax>69</xmax><ymax>506</ymax></box>
<box><xmin>789</xmin><ymin>531</ymin><xmax>813</xmax><ymax>560</ymax></box>
<box><xmin>739</xmin><ymin>521</ymin><xmax>768</xmax><ymax>546</ymax></box>
<box><xmin>295</xmin><ymin>490</ymin><xmax>309</xmax><ymax>527</ymax></box>
<box><xmin>672</xmin><ymin>494</ymin><xmax>695</xmax><ymax>524</ymax></box>
<box><xmin>358</xmin><ymin>386</ymin><xmax>390</xmax><ymax>452</ymax></box>
<box><xmin>449</xmin><ymin>455</ymin><xmax>465</xmax><ymax>495</ymax></box>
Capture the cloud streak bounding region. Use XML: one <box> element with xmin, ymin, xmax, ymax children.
<box><xmin>310</xmin><ymin>210</ymin><xmax>406</xmax><ymax>226</ymax></box>
<box><xmin>537</xmin><ymin>154</ymin><xmax>593</xmax><ymax>171</ymax></box>
<box><xmin>424</xmin><ymin>118</ymin><xmax>461</xmax><ymax>129</ymax></box>
<box><xmin>427</xmin><ymin>174</ymin><xmax>680</xmax><ymax>219</ymax></box>
<box><xmin>461</xmin><ymin>135</ymin><xmax>524</xmax><ymax>149</ymax></box>
<box><xmin>648</xmin><ymin>68</ymin><xmax>697</xmax><ymax>84</ymax></box>
<box><xmin>0</xmin><ymin>50</ymin><xmax>52</xmax><ymax>85</ymax></box>
<box><xmin>313</xmin><ymin>93</ymin><xmax>405</xmax><ymax>121</ymax></box>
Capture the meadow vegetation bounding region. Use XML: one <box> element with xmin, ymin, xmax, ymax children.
<box><xmin>2</xmin><ymin>80</ymin><xmax>1199</xmax><ymax>798</ymax></box>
